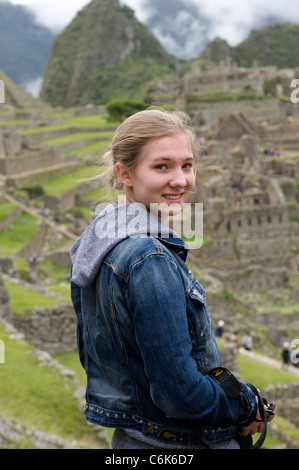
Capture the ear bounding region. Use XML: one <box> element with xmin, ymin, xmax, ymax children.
<box><xmin>115</xmin><ymin>162</ymin><xmax>134</xmax><ymax>187</ymax></box>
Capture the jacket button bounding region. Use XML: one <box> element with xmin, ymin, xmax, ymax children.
<box><xmin>147</xmin><ymin>427</ymin><xmax>155</xmax><ymax>434</ymax></box>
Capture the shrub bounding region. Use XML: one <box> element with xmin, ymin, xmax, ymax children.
<box><xmin>106</xmin><ymin>99</ymin><xmax>148</xmax><ymax>121</ymax></box>
<box><xmin>23</xmin><ymin>185</ymin><xmax>45</xmax><ymax>199</ymax></box>
<box><xmin>263</xmin><ymin>75</ymin><xmax>283</xmax><ymax>97</ymax></box>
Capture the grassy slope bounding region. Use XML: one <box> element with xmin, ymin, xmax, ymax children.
<box><xmin>0</xmin><ymin>322</ymin><xmax>101</xmax><ymax>448</ymax></box>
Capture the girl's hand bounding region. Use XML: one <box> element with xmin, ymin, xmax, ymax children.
<box><xmin>237</xmin><ymin>396</ymin><xmax>275</xmax><ymax>437</ymax></box>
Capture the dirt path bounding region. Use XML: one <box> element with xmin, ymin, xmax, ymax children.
<box><xmin>2</xmin><ymin>192</ymin><xmax>77</xmax><ymax>241</ymax></box>
<box><xmin>239</xmin><ymin>348</ymin><xmax>299</xmax><ymax>379</ymax></box>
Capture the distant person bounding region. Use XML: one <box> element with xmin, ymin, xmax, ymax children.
<box><xmin>281</xmin><ymin>342</ymin><xmax>290</xmax><ymax>370</ymax></box>
<box><xmin>215</xmin><ymin>320</ymin><xmax>225</xmax><ymax>338</ymax></box>
<box><xmin>231</xmin><ymin>331</ymin><xmax>240</xmax><ymax>350</ymax></box>
<box><xmin>27</xmin><ymin>252</ymin><xmax>37</xmax><ymax>268</ymax></box>
<box><xmin>241</xmin><ymin>333</ymin><xmax>253</xmax><ymax>351</ymax></box>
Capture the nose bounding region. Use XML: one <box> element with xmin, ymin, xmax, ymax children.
<box><xmin>169</xmin><ymin>168</ymin><xmax>187</xmax><ymax>189</ymax></box>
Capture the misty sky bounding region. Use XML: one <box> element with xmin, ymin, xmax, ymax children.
<box><xmin>7</xmin><ymin>0</ymin><xmax>299</xmax><ymax>56</ymax></box>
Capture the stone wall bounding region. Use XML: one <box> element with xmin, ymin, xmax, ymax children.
<box><xmin>209</xmin><ymin>265</ymin><xmax>288</xmax><ymax>293</ymax></box>
<box><xmin>219</xmin><ymin>205</ymin><xmax>289</xmax><ymax>238</ymax></box>
<box><xmin>264</xmin><ymin>381</ymin><xmax>299</xmax><ymax>448</ymax></box>
<box><xmin>218</xmin><ymin>342</ymin><xmax>240</xmax><ymax>378</ymax></box>
<box><xmin>198</xmin><ymin>235</ymin><xmax>291</xmax><ymax>273</ymax></box>
<box><xmin>0</xmin><ymin>258</ymin><xmax>18</xmax><ymax>277</ymax></box>
<box><xmin>0</xmin><ymin>147</ymin><xmax>60</xmax><ymax>175</ymax></box>
<box><xmin>188</xmin><ymin>99</ymin><xmax>283</xmax><ymax>128</ymax></box>
<box><xmin>8</xmin><ymin>303</ymin><xmax>76</xmax><ymax>355</ymax></box>
<box><xmin>0</xmin><ymin>415</ymin><xmax>83</xmax><ymax>449</ymax></box>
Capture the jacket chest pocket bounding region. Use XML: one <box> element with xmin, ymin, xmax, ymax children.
<box><xmin>186</xmin><ymin>284</ymin><xmax>211</xmax><ymax>342</ymax></box>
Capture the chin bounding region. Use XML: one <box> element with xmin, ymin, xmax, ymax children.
<box><xmin>162</xmin><ymin>202</ymin><xmax>183</xmax><ymax>218</ymax></box>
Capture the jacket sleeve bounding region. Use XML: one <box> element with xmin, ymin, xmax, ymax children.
<box><xmin>126</xmin><ymin>252</ymin><xmax>257</xmax><ymax>426</ymax></box>
<box><xmin>70</xmin><ymin>281</ymin><xmax>85</xmax><ymax>369</ymax></box>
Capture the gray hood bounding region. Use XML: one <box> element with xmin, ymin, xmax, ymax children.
<box><xmin>70</xmin><ymin>203</ymin><xmax>176</xmax><ymax>288</ymax></box>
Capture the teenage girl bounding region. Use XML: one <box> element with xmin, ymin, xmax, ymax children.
<box><xmin>71</xmin><ymin>108</ymin><xmax>273</xmax><ymax>449</ymax></box>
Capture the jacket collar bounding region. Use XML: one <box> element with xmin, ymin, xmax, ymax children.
<box><xmin>157</xmin><ymin>235</ymin><xmax>189</xmax><ymax>261</ymax></box>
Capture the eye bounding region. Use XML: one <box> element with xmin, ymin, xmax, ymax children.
<box><xmin>155</xmin><ymin>164</ymin><xmax>167</xmax><ymax>170</ymax></box>
<box><xmin>183</xmin><ymin>162</ymin><xmax>193</xmax><ymax>169</ymax></box>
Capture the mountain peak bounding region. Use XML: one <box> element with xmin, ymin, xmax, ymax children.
<box><xmin>40</xmin><ymin>0</ymin><xmax>174</xmax><ymax>107</ymax></box>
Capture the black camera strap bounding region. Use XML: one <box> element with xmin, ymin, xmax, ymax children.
<box><xmin>245</xmin><ymin>383</ymin><xmax>275</xmax><ymax>449</ymax></box>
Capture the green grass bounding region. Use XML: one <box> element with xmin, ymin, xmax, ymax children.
<box><xmin>257</xmin><ymin>301</ymin><xmax>299</xmax><ymax>314</ymax></box>
<box><xmin>20</xmin><ymin>125</ymin><xmax>66</xmax><ymax>135</ymax></box>
<box><xmin>41</xmin><ymin>165</ymin><xmax>102</xmax><ymax>197</ymax></box>
<box><xmin>36</xmin><ymin>259</ymin><xmax>71</xmax><ymax>282</ymax></box>
<box><xmin>80</xmin><ymin>185</ymin><xmax>111</xmax><ymax>202</ymax></box>
<box><xmin>273</xmin><ymin>154</ymin><xmax>299</xmax><ymax>162</ymax></box>
<box><xmin>54</xmin><ymin>351</ymin><xmax>86</xmax><ymax>387</ymax></box>
<box><xmin>14</xmin><ymin>258</ymin><xmax>70</xmax><ymax>285</ymax></box>
<box><xmin>67</xmin><ymin>140</ymin><xmax>111</xmax><ymax>159</ymax></box>
<box><xmin>47</xmin><ymin>283</ymin><xmax>71</xmax><ymax>300</ymax></box>
<box><xmin>238</xmin><ymin>354</ymin><xmax>298</xmax><ymax>391</ymax></box>
<box><xmin>21</xmin><ymin>115</ymin><xmax>119</xmax><ymax>136</ymax></box>
<box><xmin>0</xmin><ymin>202</ymin><xmax>18</xmax><ymax>221</ymax></box>
<box><xmin>4</xmin><ymin>280</ymin><xmax>64</xmax><ymax>316</ymax></box>
<box><xmin>0</xmin><ymin>212</ymin><xmax>40</xmax><ymax>256</ymax></box>
<box><xmin>0</xmin><ymin>322</ymin><xmax>100</xmax><ymax>448</ymax></box>
<box><xmin>0</xmin><ymin>119</ymin><xmax>30</xmax><ymax>126</ymax></box>
<box><xmin>273</xmin><ymin>415</ymin><xmax>299</xmax><ymax>445</ymax></box>
<box><xmin>42</xmin><ymin>131</ymin><xmax>115</xmax><ymax>148</ymax></box>
<box><xmin>59</xmin><ymin>115</ymin><xmax>119</xmax><ymax>128</ymax></box>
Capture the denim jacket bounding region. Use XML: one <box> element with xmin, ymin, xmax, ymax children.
<box><xmin>71</xmin><ymin>204</ymin><xmax>257</xmax><ymax>446</ymax></box>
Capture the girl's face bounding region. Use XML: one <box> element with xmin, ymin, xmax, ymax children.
<box><xmin>118</xmin><ymin>132</ymin><xmax>195</xmax><ymax>216</ymax></box>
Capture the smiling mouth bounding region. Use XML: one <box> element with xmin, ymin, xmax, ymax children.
<box><xmin>162</xmin><ymin>194</ymin><xmax>182</xmax><ymax>200</ymax></box>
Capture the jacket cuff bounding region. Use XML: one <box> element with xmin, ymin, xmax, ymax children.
<box><xmin>237</xmin><ymin>382</ymin><xmax>258</xmax><ymax>426</ymax></box>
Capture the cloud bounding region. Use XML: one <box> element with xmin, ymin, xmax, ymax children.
<box><xmin>7</xmin><ymin>0</ymin><xmax>299</xmax><ymax>55</ymax></box>
<box><xmin>8</xmin><ymin>0</ymin><xmax>148</xmax><ymax>32</ymax></box>
<box><xmin>195</xmin><ymin>0</ymin><xmax>299</xmax><ymax>45</ymax></box>
<box><xmin>8</xmin><ymin>0</ymin><xmax>90</xmax><ymax>31</ymax></box>
<box><xmin>126</xmin><ymin>0</ymin><xmax>299</xmax><ymax>56</ymax></box>
<box><xmin>150</xmin><ymin>9</ymin><xmax>210</xmax><ymax>59</ymax></box>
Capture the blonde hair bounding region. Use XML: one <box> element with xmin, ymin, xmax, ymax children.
<box><xmin>103</xmin><ymin>108</ymin><xmax>198</xmax><ymax>190</ymax></box>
